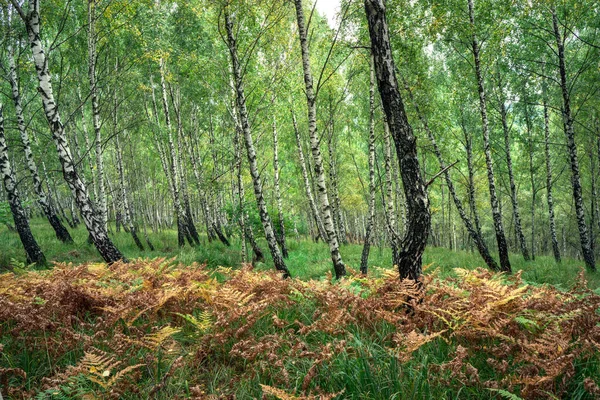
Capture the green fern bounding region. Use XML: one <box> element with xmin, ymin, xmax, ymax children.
<box><xmin>487</xmin><ymin>388</ymin><xmax>524</xmax><ymax>400</ymax></box>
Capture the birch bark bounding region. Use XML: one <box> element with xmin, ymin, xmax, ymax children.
<box><xmin>0</xmin><ymin>104</ymin><xmax>45</xmax><ymax>265</ymax></box>
<box><xmin>11</xmin><ymin>0</ymin><xmax>125</xmax><ymax>263</ymax></box>
<box><xmin>294</xmin><ymin>0</ymin><xmax>346</xmax><ymax>279</ymax></box>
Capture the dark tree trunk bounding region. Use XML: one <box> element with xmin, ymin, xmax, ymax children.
<box><xmin>365</xmin><ymin>0</ymin><xmax>431</xmax><ymax>281</ymax></box>
<box><xmin>0</xmin><ymin>104</ymin><xmax>46</xmax><ymax>265</ymax></box>
<box><xmin>551</xmin><ymin>8</ymin><xmax>595</xmax><ymax>270</ymax></box>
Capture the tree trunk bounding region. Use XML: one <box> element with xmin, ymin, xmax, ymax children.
<box><xmin>401</xmin><ymin>76</ymin><xmax>500</xmax><ymax>271</ymax></box>
<box><xmin>88</xmin><ymin>0</ymin><xmax>107</xmax><ymax>232</ymax></box>
<box><xmin>498</xmin><ymin>81</ymin><xmax>529</xmax><ymax>260</ymax></box>
<box><xmin>12</xmin><ymin>0</ymin><xmax>125</xmax><ymax>263</ymax></box>
<box><xmin>171</xmin><ymin>86</ymin><xmax>200</xmax><ymax>245</ymax></box>
<box><xmin>115</xmin><ymin>129</ymin><xmax>144</xmax><ymax>251</ymax></box>
<box><xmin>460</xmin><ymin>111</ymin><xmax>484</xmax><ymax>242</ymax></box>
<box><xmin>365</xmin><ymin>0</ymin><xmax>431</xmax><ymax>281</ymax></box>
<box><xmin>0</xmin><ymin>104</ymin><xmax>46</xmax><ymax>265</ymax></box>
<box><xmin>291</xmin><ymin>109</ymin><xmax>327</xmax><ymax>241</ymax></box>
<box><xmin>7</xmin><ymin>42</ymin><xmax>72</xmax><ymax>243</ymax></box>
<box><xmin>589</xmin><ymin>146</ymin><xmax>596</xmax><ymax>255</ymax></box>
<box><xmin>551</xmin><ymin>8</ymin><xmax>595</xmax><ymax>270</ymax></box>
<box><xmin>226</xmin><ymin>83</ymin><xmax>263</xmax><ymax>261</ymax></box>
<box><xmin>294</xmin><ymin>0</ymin><xmax>346</xmax><ymax>279</ymax></box>
<box><xmin>272</xmin><ymin>117</ymin><xmax>289</xmax><ymax>258</ymax></box>
<box><xmin>327</xmin><ymin>130</ymin><xmax>347</xmax><ymax>244</ymax></box>
<box><xmin>523</xmin><ymin>96</ymin><xmax>536</xmax><ymax>260</ymax></box>
<box><xmin>543</xmin><ymin>97</ymin><xmax>561</xmax><ymax>263</ymax></box>
<box><xmin>468</xmin><ymin>0</ymin><xmax>511</xmax><ymax>272</ymax></box>
<box><xmin>225</xmin><ymin>8</ymin><xmax>289</xmax><ymax>278</ymax></box>
<box><xmin>383</xmin><ymin>119</ymin><xmax>401</xmax><ymax>268</ymax></box>
<box><xmin>360</xmin><ymin>59</ymin><xmax>376</xmax><ymax>274</ymax></box>
<box><xmin>157</xmin><ymin>60</ymin><xmax>193</xmax><ymax>247</ymax></box>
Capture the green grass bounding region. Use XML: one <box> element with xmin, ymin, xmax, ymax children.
<box><xmin>1</xmin><ymin>218</ymin><xmax>597</xmax><ymax>290</ymax></box>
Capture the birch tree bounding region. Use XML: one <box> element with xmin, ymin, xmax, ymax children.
<box><xmin>10</xmin><ymin>0</ymin><xmax>125</xmax><ymax>263</ymax></box>
<box><xmin>224</xmin><ymin>6</ymin><xmax>290</xmax><ymax>278</ymax></box>
<box><xmin>0</xmin><ymin>103</ymin><xmax>45</xmax><ymax>265</ymax></box>
<box><xmin>294</xmin><ymin>0</ymin><xmax>346</xmax><ymax>279</ymax></box>
<box><xmin>365</xmin><ymin>0</ymin><xmax>431</xmax><ymax>281</ymax></box>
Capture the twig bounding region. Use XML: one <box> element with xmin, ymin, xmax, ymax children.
<box><xmin>425</xmin><ymin>160</ymin><xmax>459</xmax><ymax>188</ymax></box>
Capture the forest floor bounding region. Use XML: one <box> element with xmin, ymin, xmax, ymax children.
<box><xmin>1</xmin><ymin>221</ymin><xmax>600</xmax><ymax>399</ymax></box>
<box><xmin>1</xmin><ymin>219</ymin><xmax>598</xmax><ymax>289</ymax></box>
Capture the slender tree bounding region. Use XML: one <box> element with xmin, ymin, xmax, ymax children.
<box><xmin>543</xmin><ymin>94</ymin><xmax>561</xmax><ymax>263</ymax></box>
<box><xmin>0</xmin><ymin>104</ymin><xmax>45</xmax><ymax>265</ymax></box>
<box><xmin>497</xmin><ymin>75</ymin><xmax>529</xmax><ymax>260</ymax></box>
<box><xmin>4</xmin><ymin>39</ymin><xmax>72</xmax><ymax>243</ymax></box>
<box><xmin>467</xmin><ymin>0</ymin><xmax>511</xmax><ymax>272</ymax></box>
<box><xmin>10</xmin><ymin>0</ymin><xmax>125</xmax><ymax>263</ymax></box>
<box><xmin>272</xmin><ymin>117</ymin><xmax>289</xmax><ymax>258</ymax></box>
<box><xmin>401</xmin><ymin>77</ymin><xmax>500</xmax><ymax>271</ymax></box>
<box><xmin>87</xmin><ymin>0</ymin><xmax>107</xmax><ymax>231</ymax></box>
<box><xmin>360</xmin><ymin>59</ymin><xmax>376</xmax><ymax>274</ymax></box>
<box><xmin>551</xmin><ymin>7</ymin><xmax>595</xmax><ymax>270</ymax></box>
<box><xmin>224</xmin><ymin>7</ymin><xmax>290</xmax><ymax>278</ymax></box>
<box><xmin>291</xmin><ymin>108</ymin><xmax>327</xmax><ymax>241</ymax></box>
<box><xmin>365</xmin><ymin>0</ymin><xmax>431</xmax><ymax>281</ymax></box>
<box><xmin>294</xmin><ymin>0</ymin><xmax>346</xmax><ymax>279</ymax></box>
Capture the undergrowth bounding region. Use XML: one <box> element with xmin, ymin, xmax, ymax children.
<box><xmin>1</xmin><ymin>259</ymin><xmax>599</xmax><ymax>399</ymax></box>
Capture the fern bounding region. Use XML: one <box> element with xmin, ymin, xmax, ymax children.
<box><xmin>487</xmin><ymin>388</ymin><xmax>524</xmax><ymax>400</ymax></box>
<box><xmin>78</xmin><ymin>349</ymin><xmax>143</xmax><ymax>391</ymax></box>
<box><xmin>175</xmin><ymin>311</ymin><xmax>212</xmax><ymax>334</ymax></box>
<box><xmin>137</xmin><ymin>325</ymin><xmax>181</xmax><ymax>350</ymax></box>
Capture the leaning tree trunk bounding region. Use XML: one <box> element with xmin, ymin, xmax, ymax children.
<box><xmin>87</xmin><ymin>0</ymin><xmax>107</xmax><ymax>232</ymax></box>
<box><xmin>291</xmin><ymin>109</ymin><xmax>327</xmax><ymax>241</ymax></box>
<box><xmin>7</xmin><ymin>43</ymin><xmax>72</xmax><ymax>243</ymax></box>
<box><xmin>360</xmin><ymin>59</ymin><xmax>376</xmax><ymax>274</ymax></box>
<box><xmin>498</xmin><ymin>82</ymin><xmax>529</xmax><ymax>260</ymax></box>
<box><xmin>401</xmin><ymin>76</ymin><xmax>500</xmax><ymax>271</ymax></box>
<box><xmin>12</xmin><ymin>0</ymin><xmax>125</xmax><ymax>263</ymax></box>
<box><xmin>365</xmin><ymin>0</ymin><xmax>431</xmax><ymax>281</ymax></box>
<box><xmin>225</xmin><ymin>9</ymin><xmax>289</xmax><ymax>278</ymax></box>
<box><xmin>272</xmin><ymin>117</ymin><xmax>289</xmax><ymax>258</ymax></box>
<box><xmin>551</xmin><ymin>8</ymin><xmax>595</xmax><ymax>270</ymax></box>
<box><xmin>294</xmin><ymin>0</ymin><xmax>346</xmax><ymax>279</ymax></box>
<box><xmin>468</xmin><ymin>0</ymin><xmax>511</xmax><ymax>272</ymax></box>
<box><xmin>0</xmin><ymin>104</ymin><xmax>45</xmax><ymax>265</ymax></box>
<box><xmin>543</xmin><ymin>97</ymin><xmax>561</xmax><ymax>262</ymax></box>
